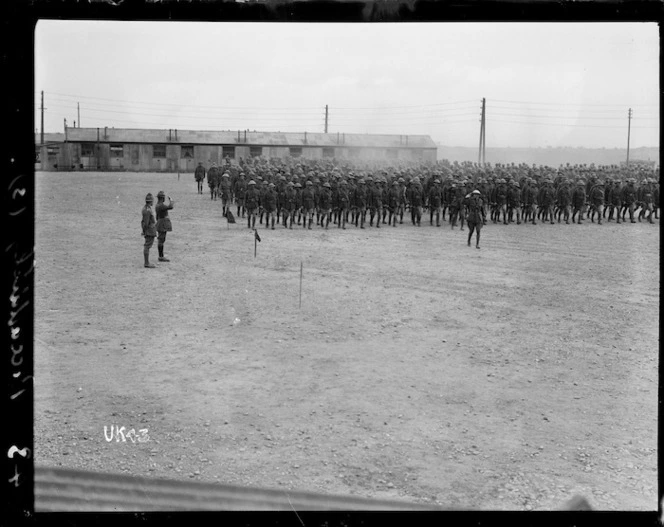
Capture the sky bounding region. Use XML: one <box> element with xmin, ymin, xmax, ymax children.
<box><xmin>35</xmin><ymin>21</ymin><xmax>659</xmax><ymax>149</ymax></box>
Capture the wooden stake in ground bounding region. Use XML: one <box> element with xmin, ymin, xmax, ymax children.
<box><xmin>254</xmin><ymin>229</ymin><xmax>261</xmax><ymax>258</ymax></box>
<box><xmin>299</xmin><ymin>261</ymin><xmax>303</xmax><ymax>309</ymax></box>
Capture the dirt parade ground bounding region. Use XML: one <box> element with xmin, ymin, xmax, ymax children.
<box><xmin>34</xmin><ymin>171</ymin><xmax>658</xmax><ymax>511</ymax></box>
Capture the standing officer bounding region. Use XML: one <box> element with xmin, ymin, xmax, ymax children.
<box><xmin>208</xmin><ymin>163</ymin><xmax>220</xmax><ymax>200</ymax></box>
<box><xmin>234</xmin><ymin>172</ymin><xmax>247</xmax><ymax>218</ymax></box>
<box><xmin>141</xmin><ymin>193</ymin><xmax>157</xmax><ymax>268</ymax></box>
<box><xmin>220</xmin><ymin>173</ymin><xmax>232</xmax><ymax>217</ymax></box>
<box><xmin>194</xmin><ymin>162</ymin><xmax>206</xmax><ymax>194</ymax></box>
<box><xmin>155</xmin><ymin>191</ymin><xmax>174</xmax><ymax>262</ymax></box>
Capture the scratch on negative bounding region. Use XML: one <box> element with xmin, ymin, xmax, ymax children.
<box><xmin>286</xmin><ymin>492</ymin><xmax>304</xmax><ymax>526</ymax></box>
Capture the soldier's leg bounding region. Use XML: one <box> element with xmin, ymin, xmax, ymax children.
<box><xmin>361</xmin><ymin>209</ymin><xmax>366</xmax><ymax>229</ymax></box>
<box><xmin>158</xmin><ymin>232</ymin><xmax>169</xmax><ymax>262</ymax></box>
<box><xmin>308</xmin><ymin>212</ymin><xmax>313</xmax><ymax>230</ymax></box>
<box><xmin>316</xmin><ymin>210</ymin><xmax>320</xmax><ymax>226</ymax></box>
<box><xmin>629</xmin><ymin>203</ymin><xmax>636</xmax><ymax>223</ymax></box>
<box><xmin>144</xmin><ymin>236</ymin><xmax>156</xmax><ymax>268</ymax></box>
<box><xmin>515</xmin><ymin>207</ymin><xmax>521</xmax><ymax>225</ymax></box>
<box><xmin>597</xmin><ymin>205</ymin><xmax>603</xmax><ymax>225</ymax></box>
<box><xmin>430</xmin><ymin>208</ymin><xmax>434</xmax><ymax>225</ymax></box>
<box><xmin>648</xmin><ymin>204</ymin><xmax>655</xmax><ymax>223</ymax></box>
<box><xmin>475</xmin><ymin>225</ymin><xmax>481</xmax><ymax>249</ymax></box>
<box><xmin>436</xmin><ymin>209</ymin><xmax>441</xmax><ymax>227</ymax></box>
<box><xmin>502</xmin><ymin>204</ymin><xmax>508</xmax><ymax>225</ymax></box>
<box><xmin>400</xmin><ymin>205</ymin><xmax>404</xmax><ymax>224</ymax></box>
<box><xmin>467</xmin><ymin>223</ymin><xmax>474</xmax><ymax>246</ymax></box>
<box><xmin>564</xmin><ymin>205</ymin><xmax>570</xmax><ymax>224</ymax></box>
<box><xmin>549</xmin><ymin>205</ymin><xmax>555</xmax><ymax>224</ymax></box>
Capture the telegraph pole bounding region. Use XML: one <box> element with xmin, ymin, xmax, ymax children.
<box><xmin>478</xmin><ymin>98</ymin><xmax>486</xmax><ymax>165</ymax></box>
<box><xmin>626</xmin><ymin>108</ymin><xmax>632</xmax><ymax>166</ymax></box>
<box><xmin>481</xmin><ymin>98</ymin><xmax>486</xmax><ymax>165</ymax></box>
<box><xmin>78</xmin><ymin>102</ymin><xmax>80</xmax><ymax>128</ymax></box>
<box><xmin>324</xmin><ymin>105</ymin><xmax>328</xmax><ymax>133</ymax></box>
<box><xmin>40</xmin><ymin>90</ymin><xmax>45</xmax><ymax>145</ymax></box>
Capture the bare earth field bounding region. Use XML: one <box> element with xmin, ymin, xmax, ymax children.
<box><xmin>34</xmin><ymin>171</ymin><xmax>659</xmax><ymax>511</ymax></box>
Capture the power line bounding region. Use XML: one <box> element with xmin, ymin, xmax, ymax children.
<box><xmin>491</xmin><ymin>98</ymin><xmax>658</xmax><ymax>108</ymax></box>
<box><xmin>488</xmin><ymin>118</ymin><xmax>657</xmax><ymax>129</ymax></box>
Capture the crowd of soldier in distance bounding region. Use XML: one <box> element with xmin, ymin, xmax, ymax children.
<box><xmin>193</xmin><ymin>156</ymin><xmax>660</xmax><ymax>231</ymax></box>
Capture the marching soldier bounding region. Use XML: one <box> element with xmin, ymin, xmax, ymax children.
<box><xmin>555</xmin><ymin>179</ymin><xmax>572</xmax><ymax>224</ymax></box>
<box><xmin>571</xmin><ymin>179</ymin><xmax>586</xmax><ymax>224</ymax></box>
<box><xmin>588</xmin><ymin>180</ymin><xmax>605</xmax><ymax>224</ymax></box>
<box><xmin>428</xmin><ymin>179</ymin><xmax>443</xmax><ymax>227</ymax></box>
<box><xmin>234</xmin><ymin>173</ymin><xmax>247</xmax><ymax>218</ymax></box>
<box><xmin>620</xmin><ymin>178</ymin><xmax>638</xmax><ymax>223</ymax></box>
<box><xmin>368</xmin><ymin>177</ymin><xmax>384</xmax><ymax>228</ymax></box>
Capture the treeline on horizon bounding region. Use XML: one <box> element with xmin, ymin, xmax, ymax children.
<box><xmin>436</xmin><ymin>146</ymin><xmax>659</xmax><ymax>166</ymax></box>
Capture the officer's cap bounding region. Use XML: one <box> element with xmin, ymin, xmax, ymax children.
<box><xmin>145</xmin><ymin>193</ymin><xmax>154</xmax><ymax>202</ymax></box>
<box><xmin>157</xmin><ymin>190</ymin><xmax>166</xmax><ymax>198</ymax></box>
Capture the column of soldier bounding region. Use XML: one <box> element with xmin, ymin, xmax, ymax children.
<box><xmin>195</xmin><ymin>158</ymin><xmax>659</xmax><ymax>231</ymax></box>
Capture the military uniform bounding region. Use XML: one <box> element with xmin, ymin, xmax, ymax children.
<box><xmin>155</xmin><ymin>191</ymin><xmax>174</xmax><ymax>262</ymax></box>
<box><xmin>244</xmin><ymin>180</ymin><xmax>260</xmax><ymax>229</ymax></box>
<box><xmin>427</xmin><ymin>181</ymin><xmax>443</xmax><ymax>226</ymax></box>
<box><xmin>465</xmin><ymin>190</ymin><xmax>485</xmax><ymax>249</ymax></box>
<box><xmin>194</xmin><ymin>163</ymin><xmax>206</xmax><ymax>194</ymax></box>
<box><xmin>141</xmin><ymin>193</ymin><xmax>157</xmax><ymax>268</ymax></box>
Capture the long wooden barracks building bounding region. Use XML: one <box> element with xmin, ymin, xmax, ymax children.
<box><xmin>35</xmin><ymin>127</ymin><xmax>438</xmax><ymax>171</ymax></box>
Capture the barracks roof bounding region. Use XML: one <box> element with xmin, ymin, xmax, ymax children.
<box><xmin>62</xmin><ymin>128</ymin><xmax>437</xmax><ymax>149</ymax></box>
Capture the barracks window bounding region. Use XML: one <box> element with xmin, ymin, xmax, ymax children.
<box><xmin>109</xmin><ymin>144</ymin><xmax>124</xmax><ymax>157</ymax></box>
<box><xmin>222</xmin><ymin>146</ymin><xmax>235</xmax><ymax>159</ymax></box>
<box><xmin>153</xmin><ymin>144</ymin><xmax>166</xmax><ymax>158</ymax></box>
<box><xmin>81</xmin><ymin>143</ymin><xmax>95</xmax><ymax>157</ymax></box>
<box><xmin>322</xmin><ymin>147</ymin><xmax>335</xmax><ymax>158</ymax></box>
<box><xmin>181</xmin><ymin>145</ymin><xmax>194</xmax><ymax>159</ymax></box>
<box><xmin>250</xmin><ymin>146</ymin><xmax>263</xmax><ymax>158</ymax></box>
<box><xmin>289</xmin><ymin>147</ymin><xmax>303</xmax><ymax>158</ymax></box>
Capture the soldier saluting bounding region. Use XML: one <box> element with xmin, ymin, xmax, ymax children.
<box><xmin>155</xmin><ymin>191</ymin><xmax>174</xmax><ymax>262</ymax></box>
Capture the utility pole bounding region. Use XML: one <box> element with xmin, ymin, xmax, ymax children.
<box><xmin>478</xmin><ymin>98</ymin><xmax>486</xmax><ymax>165</ymax></box>
<box><xmin>324</xmin><ymin>105</ymin><xmax>328</xmax><ymax>133</ymax></box>
<box><xmin>78</xmin><ymin>102</ymin><xmax>80</xmax><ymax>128</ymax></box>
<box><xmin>40</xmin><ymin>90</ymin><xmax>45</xmax><ymax>145</ymax></box>
<box><xmin>481</xmin><ymin>98</ymin><xmax>486</xmax><ymax>165</ymax></box>
<box><xmin>626</xmin><ymin>108</ymin><xmax>632</xmax><ymax>166</ymax></box>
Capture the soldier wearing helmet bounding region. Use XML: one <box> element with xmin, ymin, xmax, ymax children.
<box><xmin>367</xmin><ymin>177</ymin><xmax>383</xmax><ymax>228</ymax></box>
<box><xmin>555</xmin><ymin>178</ymin><xmax>572</xmax><ymax>224</ymax></box>
<box><xmin>571</xmin><ymin>179</ymin><xmax>586</xmax><ymax>224</ymax></box>
<box><xmin>428</xmin><ymin>179</ymin><xmax>443</xmax><ymax>227</ymax></box>
<box><xmin>262</xmin><ymin>182</ymin><xmax>278</xmax><ymax>230</ymax></box>
<box><xmin>465</xmin><ymin>189</ymin><xmax>486</xmax><ymax>249</ymax></box>
<box><xmin>281</xmin><ymin>182</ymin><xmax>297</xmax><ymax>229</ymax></box>
<box><xmin>219</xmin><ymin>173</ymin><xmax>232</xmax><ymax>217</ymax></box>
<box><xmin>620</xmin><ymin>178</ymin><xmax>638</xmax><ymax>223</ymax></box>
<box><xmin>353</xmin><ymin>178</ymin><xmax>368</xmax><ymax>228</ymax></box>
<box><xmin>318</xmin><ymin>181</ymin><xmax>333</xmax><ymax>229</ymax></box>
<box><xmin>302</xmin><ymin>180</ymin><xmax>316</xmax><ymax>230</ymax></box>
<box><xmin>234</xmin><ymin>172</ymin><xmax>247</xmax><ymax>218</ymax></box>
<box><xmin>155</xmin><ymin>191</ymin><xmax>174</xmax><ymax>262</ymax></box>
<box><xmin>588</xmin><ymin>180</ymin><xmax>605</xmax><ymax>225</ymax></box>
<box><xmin>407</xmin><ymin>176</ymin><xmax>424</xmax><ymax>226</ymax></box>
<box><xmin>208</xmin><ymin>162</ymin><xmax>220</xmax><ymax>201</ymax></box>
<box><xmin>506</xmin><ymin>180</ymin><xmax>521</xmax><ymax>225</ymax></box>
<box><xmin>244</xmin><ymin>180</ymin><xmax>260</xmax><ymax>229</ymax></box>
<box><xmin>141</xmin><ymin>193</ymin><xmax>157</xmax><ymax>268</ymax></box>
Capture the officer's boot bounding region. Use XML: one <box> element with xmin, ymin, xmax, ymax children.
<box><xmin>252</xmin><ymin>216</ymin><xmax>256</xmax><ymax>229</ymax></box>
<box><xmin>460</xmin><ymin>217</ymin><xmax>464</xmax><ymax>231</ymax></box>
<box><xmin>271</xmin><ymin>217</ymin><xmax>275</xmax><ymax>230</ymax></box>
<box><xmin>476</xmin><ymin>231</ymin><xmax>481</xmax><ymax>249</ymax></box>
<box><xmin>649</xmin><ymin>210</ymin><xmax>654</xmax><ymax>224</ymax></box>
<box><xmin>316</xmin><ymin>212</ymin><xmax>320</xmax><ymax>226</ymax></box>
<box><xmin>360</xmin><ymin>215</ymin><xmax>365</xmax><ymax>229</ymax></box>
<box><xmin>158</xmin><ymin>244</ymin><xmax>169</xmax><ymax>262</ymax></box>
<box><xmin>467</xmin><ymin>231</ymin><xmax>472</xmax><ymax>247</ymax></box>
<box><xmin>436</xmin><ymin>212</ymin><xmax>441</xmax><ymax>227</ymax></box>
<box><xmin>400</xmin><ymin>211</ymin><xmax>403</xmax><ymax>224</ymax></box>
<box><xmin>517</xmin><ymin>213</ymin><xmax>521</xmax><ymax>225</ymax></box>
<box><xmin>247</xmin><ymin>216</ymin><xmax>251</xmax><ymax>229</ymax></box>
<box><xmin>342</xmin><ymin>215</ymin><xmax>346</xmax><ymax>230</ymax></box>
<box><xmin>144</xmin><ymin>249</ymin><xmax>155</xmax><ymax>268</ymax></box>
<box><xmin>376</xmin><ymin>214</ymin><xmax>380</xmax><ymax>228</ymax></box>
